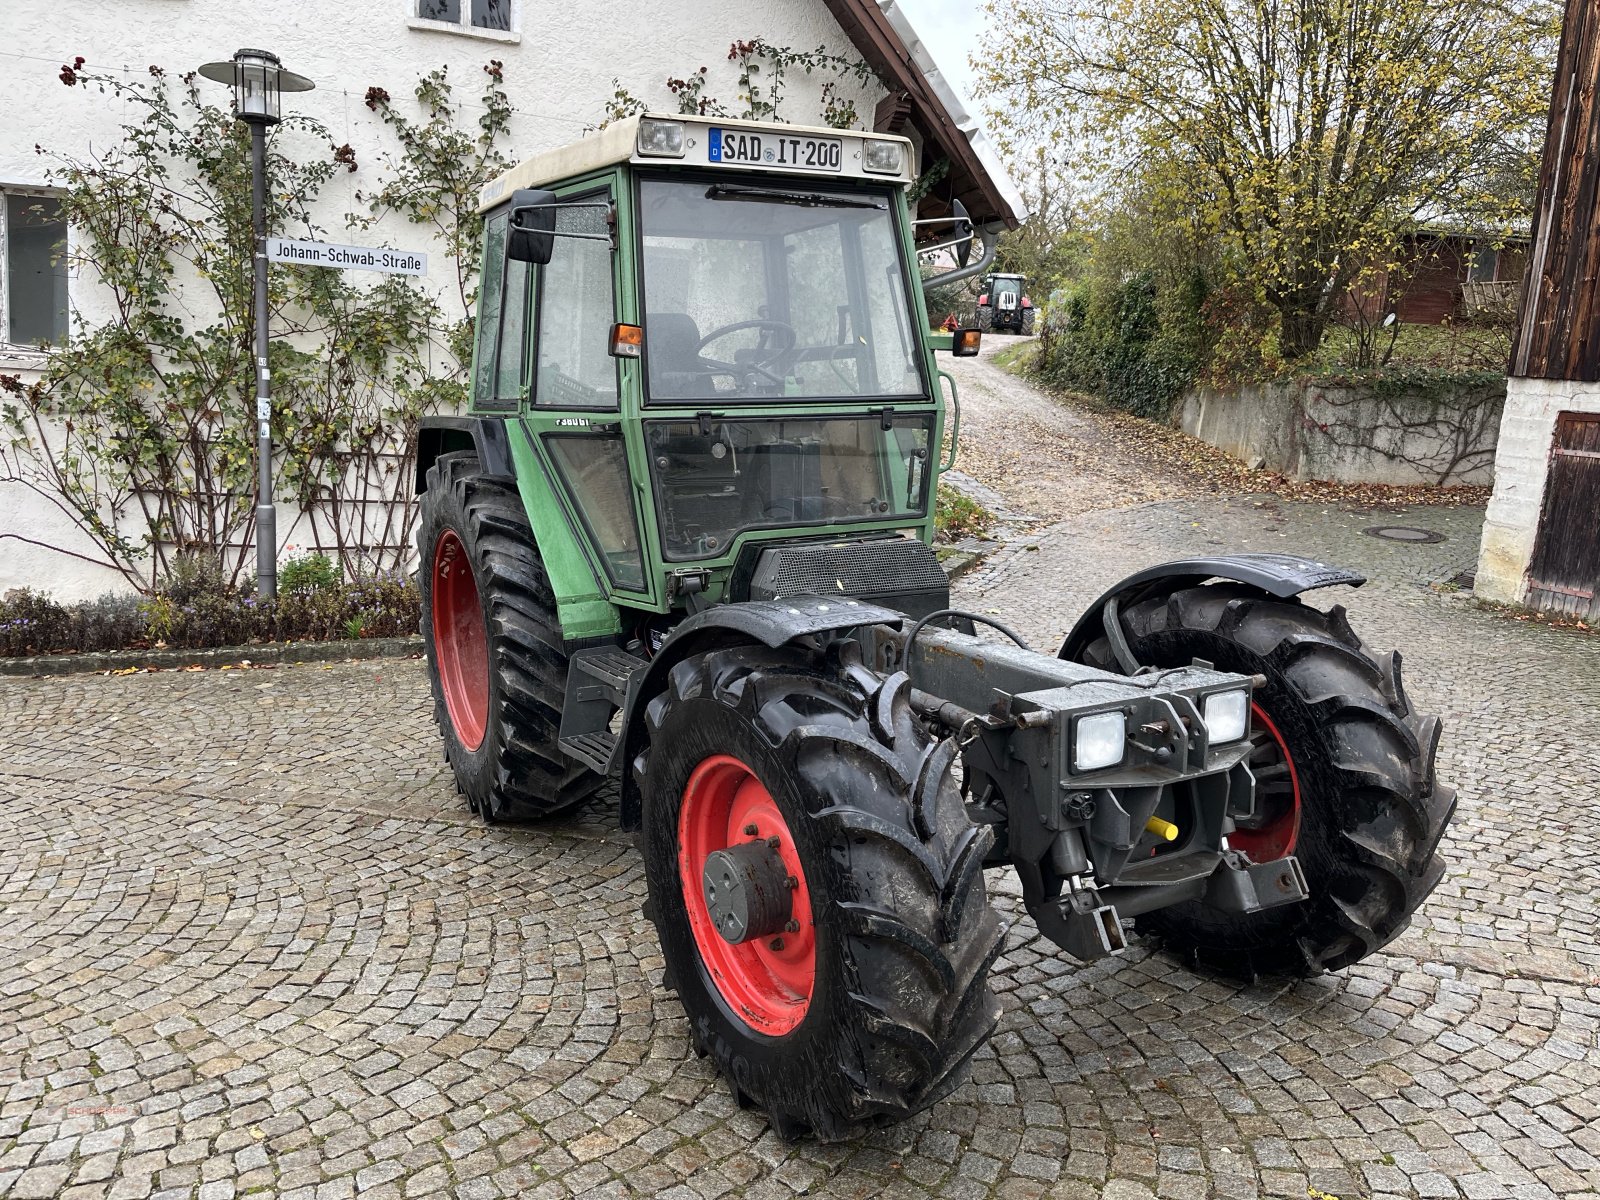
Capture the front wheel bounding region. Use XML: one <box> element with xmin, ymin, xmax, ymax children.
<box><xmin>1076</xmin><ymin>584</ymin><xmax>1455</xmax><ymax>977</ymax></box>
<box><xmin>637</xmin><ymin>641</ymin><xmax>1004</xmax><ymax>1140</ymax></box>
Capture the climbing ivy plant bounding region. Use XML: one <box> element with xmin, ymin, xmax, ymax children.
<box><xmin>0</xmin><ymin>59</ymin><xmax>511</xmax><ymax>592</ymax></box>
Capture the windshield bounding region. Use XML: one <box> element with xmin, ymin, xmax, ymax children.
<box><xmin>639</xmin><ymin>177</ymin><xmax>924</xmax><ymax>402</ymax></box>
<box><xmin>646</xmin><ymin>415</ymin><xmax>933</xmax><ymax>560</ymax></box>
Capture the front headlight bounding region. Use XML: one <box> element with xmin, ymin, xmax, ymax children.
<box><xmin>1073</xmin><ymin>711</ymin><xmax>1126</xmax><ymax>771</ymax></box>
<box><xmin>862</xmin><ymin>138</ymin><xmax>905</xmax><ymax>175</ymax></box>
<box><xmin>1203</xmin><ymin>688</ymin><xmax>1250</xmax><ymax>744</ymax></box>
<box><xmin>637</xmin><ymin>117</ymin><xmax>686</xmax><ymax>158</ymax></box>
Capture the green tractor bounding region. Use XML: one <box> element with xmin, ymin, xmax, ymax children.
<box><xmin>414</xmin><ymin>114</ymin><xmax>1454</xmax><ymax>1140</ymax></box>
<box><xmin>976</xmin><ymin>271</ymin><xmax>1034</xmax><ymax>335</ymax></box>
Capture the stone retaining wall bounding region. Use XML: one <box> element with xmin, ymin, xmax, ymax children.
<box><xmin>1175</xmin><ymin>376</ymin><xmax>1506</xmax><ymax>486</ymax></box>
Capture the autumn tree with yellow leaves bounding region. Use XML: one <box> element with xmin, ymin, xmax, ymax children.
<box><xmin>976</xmin><ymin>0</ymin><xmax>1560</xmax><ymax>359</ymax></box>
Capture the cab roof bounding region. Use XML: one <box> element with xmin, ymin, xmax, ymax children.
<box><xmin>478</xmin><ymin>113</ymin><xmax>916</xmax><ymax>214</ymax></box>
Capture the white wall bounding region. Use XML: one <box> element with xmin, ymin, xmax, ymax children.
<box><xmin>1475</xmin><ymin>376</ymin><xmax>1600</xmax><ymax>605</ymax></box>
<box><xmin>0</xmin><ymin>0</ymin><xmax>885</xmax><ymax>600</ymax></box>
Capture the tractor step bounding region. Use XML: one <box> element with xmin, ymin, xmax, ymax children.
<box><xmin>557</xmin><ymin>646</ymin><xmax>648</xmax><ymax>774</ymax></box>
<box><xmin>561</xmin><ymin>730</ymin><xmax>618</xmax><ymax>773</ymax></box>
<box><xmin>571</xmin><ymin>646</ymin><xmax>645</xmax><ymax>698</ymax></box>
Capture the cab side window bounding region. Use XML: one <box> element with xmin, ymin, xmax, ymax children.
<box><xmin>496</xmin><ymin>255</ymin><xmax>532</xmax><ymax>401</ymax></box>
<box><xmin>472</xmin><ymin>213</ymin><xmax>509</xmax><ymax>408</ymax></box>
<box><xmin>534</xmin><ymin>190</ymin><xmax>617</xmax><ymax>409</ymax></box>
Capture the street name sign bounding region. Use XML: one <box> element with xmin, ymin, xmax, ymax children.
<box><xmin>266</xmin><ymin>237</ymin><xmax>427</xmax><ymax>276</ymax></box>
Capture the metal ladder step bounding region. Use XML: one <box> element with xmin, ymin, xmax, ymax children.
<box><xmin>568</xmin><ymin>646</ymin><xmax>646</xmax><ymax>706</ymax></box>
<box><xmin>561</xmin><ymin>730</ymin><xmax>617</xmax><ymax>774</ymax></box>
<box><xmin>558</xmin><ymin>646</ymin><xmax>647</xmax><ymax>774</ymax></box>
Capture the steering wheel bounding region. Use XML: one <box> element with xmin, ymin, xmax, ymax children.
<box><xmin>696</xmin><ymin>319</ymin><xmax>797</xmax><ymax>385</ymax></box>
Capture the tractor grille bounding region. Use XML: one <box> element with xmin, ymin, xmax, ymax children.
<box><xmin>746</xmin><ymin>537</ymin><xmax>949</xmax><ymax>619</ymax></box>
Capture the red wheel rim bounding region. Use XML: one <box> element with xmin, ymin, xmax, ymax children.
<box><xmin>431</xmin><ymin>529</ymin><xmax>489</xmax><ymax>752</ymax></box>
<box><xmin>678</xmin><ymin>755</ymin><xmax>814</xmax><ymax>1035</ymax></box>
<box><xmin>1233</xmin><ymin>702</ymin><xmax>1302</xmax><ymax>862</ymax></box>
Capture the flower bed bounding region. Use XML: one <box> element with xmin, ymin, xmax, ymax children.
<box><xmin>1</xmin><ymin>554</ymin><xmax>419</xmax><ymax>658</ymax></box>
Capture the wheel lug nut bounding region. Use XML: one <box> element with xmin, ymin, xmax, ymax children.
<box><xmin>784</xmin><ymin>875</ymin><xmax>798</xmax><ymax>890</ymax></box>
<box><xmin>743</xmin><ymin>823</ymin><xmax>759</xmax><ymax>836</ymax></box>
<box><xmin>769</xmin><ymin>937</ymin><xmax>785</xmax><ymax>951</ymax></box>
<box><xmin>767</xmin><ymin>836</ymin><xmax>781</xmax><ymax>849</ymax></box>
<box><xmin>784</xmin><ymin>919</ymin><xmax>800</xmax><ymax>933</ymax></box>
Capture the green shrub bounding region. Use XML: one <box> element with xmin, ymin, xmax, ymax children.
<box><xmin>935</xmin><ymin>485</ymin><xmax>997</xmax><ymax>542</ymax></box>
<box><xmin>279</xmin><ymin>552</ymin><xmax>342</xmax><ymax>594</ymax></box>
<box><xmin>1035</xmin><ymin>270</ymin><xmax>1200</xmax><ymax>419</ymax></box>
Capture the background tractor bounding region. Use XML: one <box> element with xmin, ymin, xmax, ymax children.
<box><xmin>976</xmin><ymin>271</ymin><xmax>1034</xmax><ymax>334</ymax></box>
<box><xmin>413</xmin><ymin>114</ymin><xmax>1453</xmax><ymax>1141</ymax></box>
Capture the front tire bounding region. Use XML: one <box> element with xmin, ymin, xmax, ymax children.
<box><xmin>1077</xmin><ymin>584</ymin><xmax>1455</xmax><ymax>977</ymax></box>
<box><xmin>975</xmin><ymin>306</ymin><xmax>994</xmax><ymax>333</ymax></box>
<box><xmin>418</xmin><ymin>451</ymin><xmax>601</xmax><ymax>821</ymax></box>
<box><xmin>637</xmin><ymin>641</ymin><xmax>1005</xmax><ymax>1140</ymax></box>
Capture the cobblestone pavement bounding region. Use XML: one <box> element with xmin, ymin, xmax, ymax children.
<box><xmin>4</xmin><ymin>382</ymin><xmax>1599</xmax><ymax>1200</ymax></box>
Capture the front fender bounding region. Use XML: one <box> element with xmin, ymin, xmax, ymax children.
<box><xmin>1058</xmin><ymin>553</ymin><xmax>1365</xmax><ymax>663</ymax></box>
<box><xmin>617</xmin><ymin>595</ymin><xmax>905</xmax><ymax>831</ymax></box>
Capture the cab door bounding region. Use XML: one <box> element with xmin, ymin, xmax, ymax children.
<box><xmin>477</xmin><ymin>172</ymin><xmax>655</xmax><ymax>606</ymax></box>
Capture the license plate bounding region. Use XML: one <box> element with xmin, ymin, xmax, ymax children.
<box><xmin>708</xmin><ymin>128</ymin><xmax>842</xmax><ymax>173</ymax></box>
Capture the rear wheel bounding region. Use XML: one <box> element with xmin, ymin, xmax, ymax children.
<box><xmin>418</xmin><ymin>451</ymin><xmax>601</xmax><ymax>821</ymax></box>
<box><xmin>1076</xmin><ymin>584</ymin><xmax>1454</xmax><ymax>977</ymax></box>
<box><xmin>637</xmin><ymin>641</ymin><xmax>1005</xmax><ymax>1140</ymax></box>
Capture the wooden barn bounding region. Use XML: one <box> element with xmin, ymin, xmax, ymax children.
<box><xmin>1477</xmin><ymin>0</ymin><xmax>1600</xmax><ymax>618</ymax></box>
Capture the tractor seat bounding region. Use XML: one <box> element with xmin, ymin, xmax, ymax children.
<box><xmin>646</xmin><ymin>313</ymin><xmax>705</xmax><ymax>398</ymax></box>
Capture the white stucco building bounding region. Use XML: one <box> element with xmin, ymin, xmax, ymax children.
<box><xmin>0</xmin><ymin>0</ymin><xmax>1020</xmax><ymax>600</ymax></box>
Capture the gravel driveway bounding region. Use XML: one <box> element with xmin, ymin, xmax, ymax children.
<box><xmin>938</xmin><ymin>340</ymin><xmax>1196</xmax><ymax>526</ymax></box>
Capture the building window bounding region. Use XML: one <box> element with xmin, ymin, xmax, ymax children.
<box><xmin>1466</xmin><ymin>244</ymin><xmax>1499</xmax><ymax>284</ymax></box>
<box><xmin>415</xmin><ymin>0</ymin><xmax>512</xmax><ymax>33</ymax></box>
<box><xmin>2</xmin><ymin>191</ymin><xmax>69</xmax><ymax>348</ymax></box>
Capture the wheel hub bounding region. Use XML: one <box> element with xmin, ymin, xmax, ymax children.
<box><xmin>702</xmin><ymin>841</ymin><xmax>794</xmax><ymax>944</ymax></box>
<box><xmin>677</xmin><ymin>754</ymin><xmax>815</xmax><ymax>1034</ymax></box>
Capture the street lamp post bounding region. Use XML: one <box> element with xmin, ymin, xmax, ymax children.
<box><xmin>198</xmin><ymin>49</ymin><xmax>314</xmax><ymax>600</ymax></box>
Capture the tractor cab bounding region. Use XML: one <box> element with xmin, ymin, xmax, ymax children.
<box><xmin>450</xmin><ymin>113</ymin><xmax>979</xmax><ymax>628</ymax></box>
<box><xmin>977</xmin><ymin>272</ymin><xmax>1034</xmax><ymax>334</ymax></box>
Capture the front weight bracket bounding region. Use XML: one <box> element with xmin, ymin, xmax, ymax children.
<box><xmin>1204</xmin><ymin>852</ymin><xmax>1309</xmax><ymax>914</ymax></box>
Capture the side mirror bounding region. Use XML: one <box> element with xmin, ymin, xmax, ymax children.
<box><xmin>951</xmin><ymin>328</ymin><xmax>981</xmax><ymax>357</ymax></box>
<box><xmin>508</xmin><ymin>188</ymin><xmax>557</xmax><ymax>265</ymax></box>
<box><xmin>952</xmin><ymin>199</ymin><xmax>973</xmax><ymax>268</ymax></box>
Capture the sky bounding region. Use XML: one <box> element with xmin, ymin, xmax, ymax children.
<box><xmin>894</xmin><ymin>0</ymin><xmax>989</xmax><ymax>114</ymax></box>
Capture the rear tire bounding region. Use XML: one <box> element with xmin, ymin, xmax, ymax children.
<box><xmin>637</xmin><ymin>640</ymin><xmax>1005</xmax><ymax>1140</ymax></box>
<box><xmin>418</xmin><ymin>451</ymin><xmax>601</xmax><ymax>821</ymax></box>
<box><xmin>1076</xmin><ymin>584</ymin><xmax>1454</xmax><ymax>977</ymax></box>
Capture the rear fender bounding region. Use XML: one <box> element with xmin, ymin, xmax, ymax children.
<box><xmin>1058</xmin><ymin>553</ymin><xmax>1365</xmax><ymax>663</ymax></box>
<box><xmin>417</xmin><ymin>415</ymin><xmax>620</xmax><ymax>642</ymax></box>
<box><xmin>415</xmin><ymin>416</ymin><xmax>514</xmax><ymax>495</ymax></box>
<box><xmin>617</xmin><ymin>596</ymin><xmax>904</xmax><ymax>831</ymax></box>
